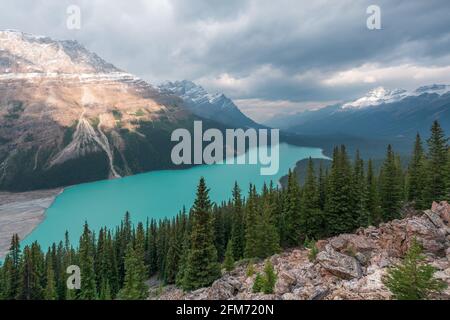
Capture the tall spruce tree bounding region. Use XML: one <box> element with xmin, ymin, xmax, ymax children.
<box><xmin>79</xmin><ymin>222</ymin><xmax>97</xmax><ymax>300</ymax></box>
<box><xmin>300</xmin><ymin>158</ymin><xmax>324</xmax><ymax>239</ymax></box>
<box><xmin>223</xmin><ymin>240</ymin><xmax>235</xmax><ymax>271</ymax></box>
<box><xmin>425</xmin><ymin>120</ymin><xmax>448</xmax><ymax>204</ymax></box>
<box><xmin>255</xmin><ymin>202</ymin><xmax>280</xmax><ymax>258</ymax></box>
<box><xmin>366</xmin><ymin>159</ymin><xmax>382</xmax><ymax>225</ymax></box>
<box><xmin>244</xmin><ymin>184</ymin><xmax>259</xmax><ymax>257</ymax></box>
<box><xmin>283</xmin><ymin>170</ymin><xmax>302</xmax><ymax>246</ymax></box>
<box><xmin>182</xmin><ymin>178</ymin><xmax>220</xmax><ymax>291</ymax></box>
<box><xmin>379</xmin><ymin>145</ymin><xmax>403</xmax><ymax>221</ymax></box>
<box><xmin>353</xmin><ymin>151</ymin><xmax>369</xmax><ymax>227</ymax></box>
<box><xmin>406</xmin><ymin>134</ymin><xmax>427</xmax><ymax>208</ymax></box>
<box><xmin>118</xmin><ymin>243</ymin><xmax>148</xmax><ymax>300</ymax></box>
<box><xmin>230</xmin><ymin>182</ymin><xmax>245</xmax><ymax>260</ymax></box>
<box><xmin>44</xmin><ymin>256</ymin><xmax>57</xmax><ymax>300</ymax></box>
<box><xmin>324</xmin><ymin>146</ymin><xmax>354</xmax><ymax>235</ymax></box>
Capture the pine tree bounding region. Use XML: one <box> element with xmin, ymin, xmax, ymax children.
<box><xmin>165</xmin><ymin>225</ymin><xmax>182</xmax><ymax>284</ymax></box>
<box><xmin>44</xmin><ymin>257</ymin><xmax>57</xmax><ymax>300</ymax></box>
<box><xmin>425</xmin><ymin>120</ymin><xmax>448</xmax><ymax>204</ymax></box>
<box><xmin>244</xmin><ymin>184</ymin><xmax>259</xmax><ymax>257</ymax></box>
<box><xmin>407</xmin><ymin>134</ymin><xmax>427</xmax><ymax>208</ymax></box>
<box><xmin>79</xmin><ymin>222</ymin><xmax>97</xmax><ymax>300</ymax></box>
<box><xmin>383</xmin><ymin>239</ymin><xmax>447</xmax><ymax>300</ymax></box>
<box><xmin>366</xmin><ymin>159</ymin><xmax>382</xmax><ymax>225</ymax></box>
<box><xmin>230</xmin><ymin>182</ymin><xmax>245</xmax><ymax>260</ymax></box>
<box><xmin>0</xmin><ymin>256</ymin><xmax>15</xmax><ymax>299</ymax></box>
<box><xmin>223</xmin><ymin>240</ymin><xmax>235</xmax><ymax>272</ymax></box>
<box><xmin>353</xmin><ymin>151</ymin><xmax>369</xmax><ymax>227</ymax></box>
<box><xmin>252</xmin><ymin>273</ymin><xmax>264</xmax><ymax>293</ymax></box>
<box><xmin>324</xmin><ymin>146</ymin><xmax>354</xmax><ymax>235</ymax></box>
<box><xmin>182</xmin><ymin>178</ymin><xmax>220</xmax><ymax>291</ymax></box>
<box><xmin>255</xmin><ymin>202</ymin><xmax>280</xmax><ymax>258</ymax></box>
<box><xmin>300</xmin><ymin>158</ymin><xmax>324</xmax><ymax>239</ymax></box>
<box><xmin>16</xmin><ymin>243</ymin><xmax>44</xmax><ymax>300</ymax></box>
<box><xmin>262</xmin><ymin>260</ymin><xmax>277</xmax><ymax>294</ymax></box>
<box><xmin>283</xmin><ymin>170</ymin><xmax>302</xmax><ymax>246</ymax></box>
<box><xmin>379</xmin><ymin>145</ymin><xmax>403</xmax><ymax>221</ymax></box>
<box><xmin>118</xmin><ymin>243</ymin><xmax>148</xmax><ymax>300</ymax></box>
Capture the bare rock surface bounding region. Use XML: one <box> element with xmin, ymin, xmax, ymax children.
<box><xmin>155</xmin><ymin>202</ymin><xmax>450</xmax><ymax>300</ymax></box>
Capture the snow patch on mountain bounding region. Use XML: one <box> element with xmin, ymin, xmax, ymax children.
<box><xmin>158</xmin><ymin>80</ymin><xmax>238</xmax><ymax>111</ymax></box>
<box><xmin>342</xmin><ymin>85</ymin><xmax>450</xmax><ymax>109</ymax></box>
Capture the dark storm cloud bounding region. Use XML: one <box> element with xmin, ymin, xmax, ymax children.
<box><xmin>1</xmin><ymin>0</ymin><xmax>450</xmax><ymax>120</ymax></box>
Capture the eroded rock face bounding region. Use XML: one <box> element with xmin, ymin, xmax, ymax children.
<box><xmin>155</xmin><ymin>203</ymin><xmax>450</xmax><ymax>300</ymax></box>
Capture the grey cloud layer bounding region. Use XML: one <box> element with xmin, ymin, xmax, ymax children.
<box><xmin>1</xmin><ymin>0</ymin><xmax>450</xmax><ymax>117</ymax></box>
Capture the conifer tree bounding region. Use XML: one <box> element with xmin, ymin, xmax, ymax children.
<box><xmin>407</xmin><ymin>134</ymin><xmax>426</xmax><ymax>208</ymax></box>
<box><xmin>379</xmin><ymin>145</ymin><xmax>403</xmax><ymax>221</ymax></box>
<box><xmin>300</xmin><ymin>158</ymin><xmax>324</xmax><ymax>238</ymax></box>
<box><xmin>79</xmin><ymin>222</ymin><xmax>97</xmax><ymax>300</ymax></box>
<box><xmin>223</xmin><ymin>240</ymin><xmax>235</xmax><ymax>272</ymax></box>
<box><xmin>16</xmin><ymin>243</ymin><xmax>44</xmax><ymax>300</ymax></box>
<box><xmin>44</xmin><ymin>257</ymin><xmax>57</xmax><ymax>300</ymax></box>
<box><xmin>118</xmin><ymin>243</ymin><xmax>148</xmax><ymax>300</ymax></box>
<box><xmin>425</xmin><ymin>120</ymin><xmax>448</xmax><ymax>204</ymax></box>
<box><xmin>383</xmin><ymin>239</ymin><xmax>447</xmax><ymax>300</ymax></box>
<box><xmin>165</xmin><ymin>226</ymin><xmax>181</xmax><ymax>284</ymax></box>
<box><xmin>262</xmin><ymin>260</ymin><xmax>277</xmax><ymax>294</ymax></box>
<box><xmin>324</xmin><ymin>146</ymin><xmax>354</xmax><ymax>235</ymax></box>
<box><xmin>182</xmin><ymin>178</ymin><xmax>220</xmax><ymax>291</ymax></box>
<box><xmin>353</xmin><ymin>151</ymin><xmax>369</xmax><ymax>227</ymax></box>
<box><xmin>318</xmin><ymin>164</ymin><xmax>327</xmax><ymax>211</ymax></box>
<box><xmin>366</xmin><ymin>159</ymin><xmax>382</xmax><ymax>225</ymax></box>
<box><xmin>283</xmin><ymin>170</ymin><xmax>302</xmax><ymax>246</ymax></box>
<box><xmin>255</xmin><ymin>202</ymin><xmax>280</xmax><ymax>258</ymax></box>
<box><xmin>230</xmin><ymin>182</ymin><xmax>245</xmax><ymax>260</ymax></box>
<box><xmin>244</xmin><ymin>184</ymin><xmax>259</xmax><ymax>257</ymax></box>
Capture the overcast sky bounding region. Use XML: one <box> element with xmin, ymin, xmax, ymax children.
<box><xmin>1</xmin><ymin>0</ymin><xmax>450</xmax><ymax>122</ymax></box>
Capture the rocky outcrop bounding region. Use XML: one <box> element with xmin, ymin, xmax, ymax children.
<box><xmin>155</xmin><ymin>201</ymin><xmax>450</xmax><ymax>300</ymax></box>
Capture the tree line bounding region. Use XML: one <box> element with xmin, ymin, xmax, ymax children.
<box><xmin>0</xmin><ymin>121</ymin><xmax>448</xmax><ymax>300</ymax></box>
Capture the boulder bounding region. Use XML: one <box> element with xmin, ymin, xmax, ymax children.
<box><xmin>316</xmin><ymin>245</ymin><xmax>363</xmax><ymax>280</ymax></box>
<box><xmin>206</xmin><ymin>276</ymin><xmax>242</xmax><ymax>300</ymax></box>
<box><xmin>275</xmin><ymin>271</ymin><xmax>297</xmax><ymax>295</ymax></box>
<box><xmin>432</xmin><ymin>201</ymin><xmax>450</xmax><ymax>225</ymax></box>
<box><xmin>329</xmin><ymin>233</ymin><xmax>376</xmax><ymax>256</ymax></box>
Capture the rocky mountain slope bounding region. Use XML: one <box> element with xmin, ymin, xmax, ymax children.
<box><xmin>158</xmin><ymin>80</ymin><xmax>260</xmax><ymax>128</ymax></box>
<box><xmin>155</xmin><ymin>201</ymin><xmax>450</xmax><ymax>300</ymax></box>
<box><xmin>0</xmin><ymin>30</ymin><xmax>224</xmax><ymax>191</ymax></box>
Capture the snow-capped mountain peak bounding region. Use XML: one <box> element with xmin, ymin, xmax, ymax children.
<box><xmin>0</xmin><ymin>29</ymin><xmax>120</xmax><ymax>74</ymax></box>
<box><xmin>342</xmin><ymin>87</ymin><xmax>408</xmax><ymax>109</ymax></box>
<box><xmin>342</xmin><ymin>84</ymin><xmax>450</xmax><ymax>109</ymax></box>
<box><xmin>158</xmin><ymin>80</ymin><xmax>258</xmax><ymax>127</ymax></box>
<box><xmin>158</xmin><ymin>80</ymin><xmax>237</xmax><ymax>110</ymax></box>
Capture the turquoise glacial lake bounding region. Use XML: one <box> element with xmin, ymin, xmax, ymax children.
<box><xmin>21</xmin><ymin>143</ymin><xmax>326</xmax><ymax>250</ymax></box>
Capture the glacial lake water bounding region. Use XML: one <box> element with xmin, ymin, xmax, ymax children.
<box><xmin>21</xmin><ymin>143</ymin><xmax>326</xmax><ymax>250</ymax></box>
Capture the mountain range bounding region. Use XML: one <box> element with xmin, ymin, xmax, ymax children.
<box><xmin>0</xmin><ymin>30</ymin><xmax>243</xmax><ymax>191</ymax></box>
<box><xmin>267</xmin><ymin>85</ymin><xmax>450</xmax><ymax>157</ymax></box>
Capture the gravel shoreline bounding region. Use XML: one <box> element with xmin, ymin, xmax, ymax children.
<box><xmin>0</xmin><ymin>188</ymin><xmax>62</xmax><ymax>259</ymax></box>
